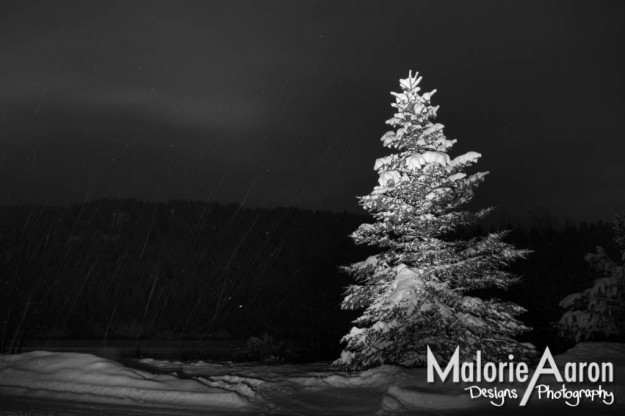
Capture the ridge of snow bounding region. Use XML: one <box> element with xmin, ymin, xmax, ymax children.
<box><xmin>450</xmin><ymin>151</ymin><xmax>481</xmax><ymax>167</ymax></box>
<box><xmin>467</xmin><ymin>171</ymin><xmax>489</xmax><ymax>183</ymax></box>
<box><xmin>448</xmin><ymin>172</ymin><xmax>466</xmax><ymax>182</ymax></box>
<box><xmin>406</xmin><ymin>151</ymin><xmax>450</xmax><ymax>171</ymax></box>
<box><xmin>422</xmin><ymin>123</ymin><xmax>444</xmax><ymax>136</ymax></box>
<box><xmin>373</xmin><ymin>155</ymin><xmax>393</xmax><ymax>171</ymax></box>
<box><xmin>352</xmin><ymin>255</ymin><xmax>380</xmax><ymax>270</ymax></box>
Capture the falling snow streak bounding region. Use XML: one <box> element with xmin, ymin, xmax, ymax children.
<box><xmin>210</xmin><ymin>213</ymin><xmax>261</xmax><ymax>333</ymax></box>
<box><xmin>45</xmin><ymin>13</ymin><xmax>73</xmax><ymax>60</ymax></box>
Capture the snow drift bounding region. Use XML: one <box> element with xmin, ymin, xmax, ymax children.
<box><xmin>0</xmin><ymin>351</ymin><xmax>250</xmax><ymax>410</ymax></box>
<box><xmin>1</xmin><ymin>343</ymin><xmax>624</xmax><ymax>414</ymax></box>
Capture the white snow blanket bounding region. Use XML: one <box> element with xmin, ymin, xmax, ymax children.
<box><xmin>0</xmin><ymin>351</ymin><xmax>249</xmax><ymax>410</ymax></box>
<box><xmin>1</xmin><ymin>343</ymin><xmax>624</xmax><ymax>414</ymax></box>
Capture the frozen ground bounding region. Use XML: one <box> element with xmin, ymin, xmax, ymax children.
<box><xmin>1</xmin><ymin>343</ymin><xmax>624</xmax><ymax>415</ymax></box>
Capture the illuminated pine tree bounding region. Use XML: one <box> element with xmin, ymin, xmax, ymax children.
<box><xmin>335</xmin><ymin>71</ymin><xmax>533</xmax><ymax>369</ymax></box>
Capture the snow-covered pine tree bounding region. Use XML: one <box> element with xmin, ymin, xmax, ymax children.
<box><xmin>557</xmin><ymin>216</ymin><xmax>625</xmax><ymax>342</ymax></box>
<box><xmin>335</xmin><ymin>71</ymin><xmax>533</xmax><ymax>369</ymax></box>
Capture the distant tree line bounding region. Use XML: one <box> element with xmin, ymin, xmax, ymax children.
<box><xmin>0</xmin><ymin>199</ymin><xmax>369</xmax><ymax>359</ymax></box>
<box><xmin>0</xmin><ymin>199</ymin><xmax>617</xmax><ymax>360</ymax></box>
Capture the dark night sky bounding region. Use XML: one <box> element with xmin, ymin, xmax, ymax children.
<box><xmin>0</xmin><ymin>0</ymin><xmax>623</xmax><ymax>221</ymax></box>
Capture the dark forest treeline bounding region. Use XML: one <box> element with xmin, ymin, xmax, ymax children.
<box><xmin>0</xmin><ymin>199</ymin><xmax>618</xmax><ymax>360</ymax></box>
<box><xmin>0</xmin><ymin>199</ymin><xmax>370</xmax><ymax>359</ymax></box>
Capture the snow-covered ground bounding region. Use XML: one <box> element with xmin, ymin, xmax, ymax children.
<box><xmin>1</xmin><ymin>343</ymin><xmax>624</xmax><ymax>415</ymax></box>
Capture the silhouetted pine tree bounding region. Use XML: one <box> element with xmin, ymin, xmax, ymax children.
<box><xmin>558</xmin><ymin>216</ymin><xmax>625</xmax><ymax>342</ymax></box>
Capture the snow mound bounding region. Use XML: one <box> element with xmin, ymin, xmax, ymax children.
<box><xmin>555</xmin><ymin>342</ymin><xmax>625</xmax><ymax>368</ymax></box>
<box><xmin>553</xmin><ymin>342</ymin><xmax>625</xmax><ymax>413</ymax></box>
<box><xmin>294</xmin><ymin>364</ymin><xmax>401</xmax><ymax>389</ymax></box>
<box><xmin>386</xmin><ymin>264</ymin><xmax>425</xmax><ymax>306</ymax></box>
<box><xmin>2</xmin><ymin>343</ymin><xmax>625</xmax><ymax>414</ymax></box>
<box><xmin>378</xmin><ymin>170</ymin><xmax>403</xmax><ymax>187</ymax></box>
<box><xmin>0</xmin><ymin>351</ymin><xmax>250</xmax><ymax>409</ymax></box>
<box><xmin>382</xmin><ymin>384</ymin><xmax>476</xmax><ymax>412</ymax></box>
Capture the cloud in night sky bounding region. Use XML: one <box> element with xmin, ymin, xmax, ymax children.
<box><xmin>0</xmin><ymin>0</ymin><xmax>624</xmax><ymax>220</ymax></box>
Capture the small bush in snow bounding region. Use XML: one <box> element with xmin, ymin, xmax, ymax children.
<box><xmin>246</xmin><ymin>333</ymin><xmax>285</xmax><ymax>362</ymax></box>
